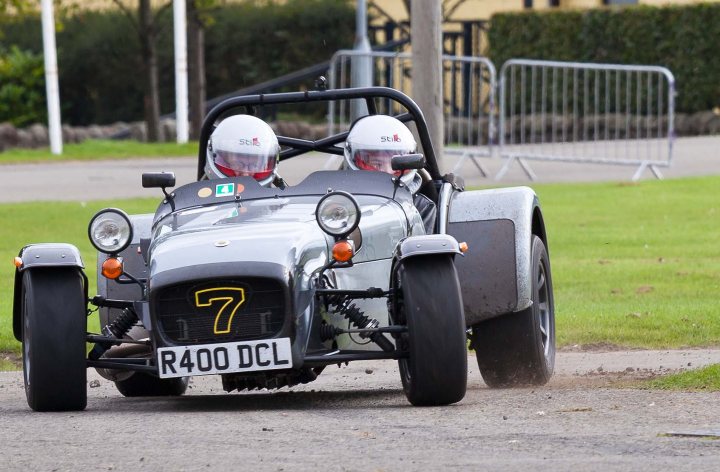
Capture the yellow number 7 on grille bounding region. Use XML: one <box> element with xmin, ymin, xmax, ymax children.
<box><xmin>194</xmin><ymin>287</ymin><xmax>246</xmax><ymax>335</ymax></box>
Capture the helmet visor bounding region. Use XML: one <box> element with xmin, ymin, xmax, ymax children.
<box><xmin>353</xmin><ymin>150</ymin><xmax>402</xmax><ymax>176</ymax></box>
<box><xmin>213</xmin><ymin>140</ymin><xmax>277</xmax><ymax>180</ymax></box>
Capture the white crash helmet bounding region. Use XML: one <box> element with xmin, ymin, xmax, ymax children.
<box><xmin>205</xmin><ymin>114</ymin><xmax>280</xmax><ymax>186</ymax></box>
<box><xmin>344</xmin><ymin>115</ymin><xmax>417</xmax><ymax>184</ymax></box>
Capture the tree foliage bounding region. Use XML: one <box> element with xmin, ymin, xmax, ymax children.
<box><xmin>0</xmin><ymin>46</ymin><xmax>46</xmax><ymax>126</ymax></box>
<box><xmin>0</xmin><ymin>0</ymin><xmax>354</xmax><ymax>126</ymax></box>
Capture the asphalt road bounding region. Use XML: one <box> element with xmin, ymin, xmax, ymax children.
<box><xmin>1</xmin><ymin>350</ymin><xmax>720</xmax><ymax>471</ymax></box>
<box><xmin>0</xmin><ymin>136</ymin><xmax>719</xmax><ymax>203</ymax></box>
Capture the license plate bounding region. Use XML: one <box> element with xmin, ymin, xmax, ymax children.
<box><xmin>157</xmin><ymin>338</ymin><xmax>293</xmax><ymax>379</ymax></box>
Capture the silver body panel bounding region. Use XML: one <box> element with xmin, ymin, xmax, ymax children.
<box><xmin>329</xmin><ymin>259</ymin><xmax>393</xmax><ymax>351</ymax></box>
<box><xmin>142</xmin><ymin>195</ymin><xmax>418</xmax><ymax>353</ymax></box>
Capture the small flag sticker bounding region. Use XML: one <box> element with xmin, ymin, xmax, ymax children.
<box><xmin>215</xmin><ymin>183</ymin><xmax>235</xmax><ymax>197</ymax></box>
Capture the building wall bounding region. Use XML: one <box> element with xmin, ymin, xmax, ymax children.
<box><xmin>370</xmin><ymin>0</ymin><xmax>719</xmax><ymax>23</ymax></box>
<box><xmin>55</xmin><ymin>0</ymin><xmax>720</xmax><ymax>17</ymax></box>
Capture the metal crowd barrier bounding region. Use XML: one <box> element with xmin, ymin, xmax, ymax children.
<box><xmin>324</xmin><ymin>53</ymin><xmax>676</xmax><ymax>182</ymax></box>
<box><xmin>327</xmin><ymin>50</ymin><xmax>497</xmax><ymax>175</ymax></box>
<box><xmin>497</xmin><ymin>59</ymin><xmax>676</xmax><ymax>181</ymax></box>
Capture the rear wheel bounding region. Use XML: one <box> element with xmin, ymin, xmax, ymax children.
<box><xmin>395</xmin><ymin>255</ymin><xmax>467</xmax><ymax>406</ymax></box>
<box><xmin>472</xmin><ymin>236</ymin><xmax>555</xmax><ymax>387</ymax></box>
<box><xmin>22</xmin><ymin>268</ymin><xmax>87</xmax><ymax>411</ymax></box>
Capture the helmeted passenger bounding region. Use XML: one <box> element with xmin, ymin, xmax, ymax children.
<box><xmin>343</xmin><ymin>115</ymin><xmax>421</xmax><ymax>192</ymax></box>
<box><xmin>205</xmin><ymin>114</ymin><xmax>280</xmax><ymax>187</ymax></box>
<box><xmin>344</xmin><ymin>115</ymin><xmax>436</xmax><ymax>232</ymax></box>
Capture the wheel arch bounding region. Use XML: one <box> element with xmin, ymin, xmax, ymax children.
<box><xmin>13</xmin><ymin>244</ymin><xmax>85</xmax><ymax>341</ymax></box>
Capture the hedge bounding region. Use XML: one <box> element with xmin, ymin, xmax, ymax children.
<box><xmin>0</xmin><ymin>0</ymin><xmax>354</xmax><ymax>126</ymax></box>
<box><xmin>0</xmin><ymin>46</ymin><xmax>46</xmax><ymax>126</ymax></box>
<box><xmin>488</xmin><ymin>4</ymin><xmax>720</xmax><ymax>113</ymax></box>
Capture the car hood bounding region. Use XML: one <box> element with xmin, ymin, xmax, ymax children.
<box><xmin>148</xmin><ymin>219</ymin><xmax>329</xmax><ymax>282</ymax></box>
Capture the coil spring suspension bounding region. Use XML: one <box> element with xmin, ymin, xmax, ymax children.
<box><xmin>326</xmin><ymin>296</ymin><xmax>394</xmax><ymax>352</ymax></box>
<box><xmin>103</xmin><ymin>308</ymin><xmax>139</xmax><ymax>339</ymax></box>
<box><xmin>89</xmin><ymin>307</ymin><xmax>139</xmax><ymax>360</ymax></box>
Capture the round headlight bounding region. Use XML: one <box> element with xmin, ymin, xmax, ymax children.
<box><xmin>88</xmin><ymin>208</ymin><xmax>133</xmax><ymax>254</ymax></box>
<box><xmin>316</xmin><ymin>191</ymin><xmax>360</xmax><ymax>238</ymax></box>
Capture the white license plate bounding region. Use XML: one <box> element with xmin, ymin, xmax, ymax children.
<box><xmin>157</xmin><ymin>338</ymin><xmax>293</xmax><ymax>379</ymax></box>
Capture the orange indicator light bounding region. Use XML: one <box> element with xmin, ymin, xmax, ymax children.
<box><xmin>332</xmin><ymin>240</ymin><xmax>354</xmax><ymax>262</ymax></box>
<box><xmin>459</xmin><ymin>242</ymin><xmax>469</xmax><ymax>253</ymax></box>
<box><xmin>101</xmin><ymin>257</ymin><xmax>123</xmax><ymax>279</ymax></box>
<box><xmin>13</xmin><ymin>257</ymin><xmax>23</xmax><ymax>268</ymax></box>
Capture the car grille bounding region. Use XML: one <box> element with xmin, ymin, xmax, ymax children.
<box><xmin>153</xmin><ymin>278</ymin><xmax>286</xmax><ymax>345</ymax></box>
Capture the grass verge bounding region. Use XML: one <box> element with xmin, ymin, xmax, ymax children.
<box><xmin>0</xmin><ymin>139</ymin><xmax>196</xmax><ymax>164</ymax></box>
<box><xmin>532</xmin><ymin>176</ymin><xmax>720</xmax><ymax>349</ymax></box>
<box><xmin>644</xmin><ymin>364</ymin><xmax>720</xmax><ymax>391</ymax></box>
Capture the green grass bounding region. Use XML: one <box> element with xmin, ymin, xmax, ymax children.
<box><xmin>531</xmin><ymin>176</ymin><xmax>720</xmax><ymax>349</ymax></box>
<box><xmin>1</xmin><ymin>175</ymin><xmax>719</xmax><ymax>360</ymax></box>
<box><xmin>0</xmin><ymin>199</ymin><xmax>159</xmax><ymax>354</ymax></box>
<box><xmin>0</xmin><ymin>139</ymin><xmax>197</xmax><ymax>164</ymax></box>
<box><xmin>644</xmin><ymin>364</ymin><xmax>720</xmax><ymax>391</ymax></box>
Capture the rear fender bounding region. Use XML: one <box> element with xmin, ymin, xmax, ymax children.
<box><xmin>446</xmin><ymin>186</ymin><xmax>547</xmax><ymax>325</ymax></box>
<box><xmin>13</xmin><ymin>243</ymin><xmax>85</xmax><ymax>341</ymax></box>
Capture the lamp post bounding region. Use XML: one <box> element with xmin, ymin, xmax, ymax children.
<box><xmin>40</xmin><ymin>0</ymin><xmax>62</xmax><ymax>155</ymax></box>
<box><xmin>173</xmin><ymin>0</ymin><xmax>189</xmax><ymax>143</ymax></box>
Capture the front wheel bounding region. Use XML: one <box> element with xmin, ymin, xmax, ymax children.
<box><xmin>22</xmin><ymin>268</ymin><xmax>88</xmax><ymax>411</ymax></box>
<box><xmin>472</xmin><ymin>235</ymin><xmax>555</xmax><ymax>387</ymax></box>
<box><xmin>395</xmin><ymin>255</ymin><xmax>467</xmax><ymax>406</ymax></box>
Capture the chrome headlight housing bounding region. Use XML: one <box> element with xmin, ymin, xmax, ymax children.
<box><xmin>316</xmin><ymin>191</ymin><xmax>360</xmax><ymax>238</ymax></box>
<box><xmin>88</xmin><ymin>208</ymin><xmax>133</xmax><ymax>254</ymax></box>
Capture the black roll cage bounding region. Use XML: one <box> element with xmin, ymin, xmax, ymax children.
<box><xmin>197</xmin><ymin>86</ymin><xmax>441</xmax><ymax>181</ymax></box>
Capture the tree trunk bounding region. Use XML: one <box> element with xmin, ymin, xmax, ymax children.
<box><xmin>140</xmin><ymin>0</ymin><xmax>161</xmax><ymax>142</ymax></box>
<box><xmin>187</xmin><ymin>0</ymin><xmax>206</xmax><ymax>141</ymax></box>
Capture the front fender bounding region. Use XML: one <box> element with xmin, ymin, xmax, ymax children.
<box><xmin>13</xmin><ymin>243</ymin><xmax>85</xmax><ymax>341</ymax></box>
<box><xmin>393</xmin><ymin>234</ymin><xmax>462</xmax><ymax>263</ymax></box>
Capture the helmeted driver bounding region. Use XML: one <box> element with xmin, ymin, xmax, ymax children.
<box><xmin>344</xmin><ymin>115</ymin><xmax>436</xmax><ymax>232</ymax></box>
<box><xmin>205</xmin><ymin>114</ymin><xmax>282</xmax><ymax>187</ymax></box>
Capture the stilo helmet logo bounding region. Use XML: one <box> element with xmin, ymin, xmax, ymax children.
<box><xmin>238</xmin><ymin>137</ymin><xmax>261</xmax><ymax>146</ymax></box>
<box><xmin>380</xmin><ymin>134</ymin><xmax>401</xmax><ymax>143</ymax></box>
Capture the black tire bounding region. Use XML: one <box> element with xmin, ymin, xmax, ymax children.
<box><xmin>22</xmin><ymin>268</ymin><xmax>87</xmax><ymax>411</ymax></box>
<box><xmin>115</xmin><ymin>373</ymin><xmax>189</xmax><ymax>397</ymax></box>
<box><xmin>395</xmin><ymin>255</ymin><xmax>467</xmax><ymax>406</ymax></box>
<box><xmin>472</xmin><ymin>236</ymin><xmax>555</xmax><ymax>388</ymax></box>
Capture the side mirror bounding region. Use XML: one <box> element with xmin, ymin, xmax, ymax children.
<box><xmin>391</xmin><ymin>153</ymin><xmax>426</xmax><ymax>171</ymax></box>
<box><xmin>142</xmin><ymin>172</ymin><xmax>176</xmax><ymax>189</ymax></box>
